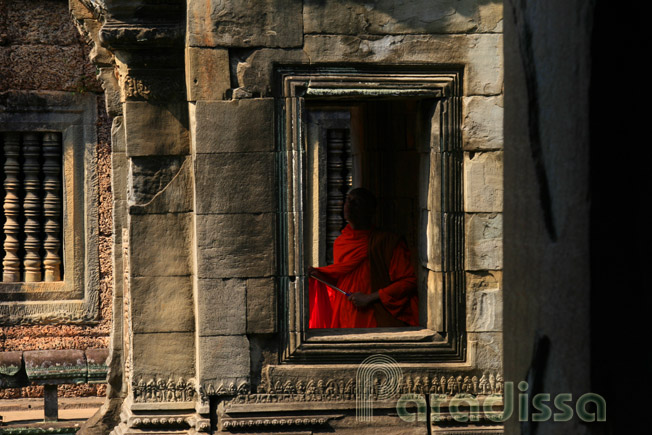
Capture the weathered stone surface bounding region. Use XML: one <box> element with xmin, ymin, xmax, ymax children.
<box><xmin>24</xmin><ymin>350</ymin><xmax>86</xmax><ymax>384</ymax></box>
<box><xmin>424</xmin><ymin>270</ymin><xmax>444</xmax><ymax>331</ymax></box>
<box><xmin>131</xmin><ymin>276</ymin><xmax>194</xmax><ymax>333</ymax></box>
<box><xmin>467</xmin><ymin>287</ymin><xmax>502</xmax><ymax>332</ymax></box>
<box><xmin>129</xmin><ymin>156</ymin><xmax>183</xmax><ymax>205</ymax></box>
<box><xmin>195</xmin><ymin>153</ymin><xmax>275</xmax><ymax>214</ymax></box>
<box><xmin>303</xmin><ymin>34</ymin><xmax>503</xmax><ymax>95</ymax></box>
<box><xmin>197</xmin><ymin>279</ymin><xmax>247</xmax><ymax>336</ymax></box>
<box><xmin>98</xmin><ymin>67</ymin><xmax>122</xmax><ymax>116</ymax></box>
<box><xmin>466</xmin><ymin>270</ymin><xmax>502</xmax><ymax>292</ymax></box>
<box><xmin>111</xmin><ymin>115</ymin><xmax>125</xmax><ymax>153</ymax></box>
<box><xmin>6</xmin><ymin>0</ymin><xmax>82</xmax><ymax>46</ymax></box>
<box><xmin>468</xmin><ymin>332</ymin><xmax>502</xmax><ymax>371</ymax></box>
<box><xmin>187</xmin><ymin>0</ymin><xmax>303</xmax><ymax>48</ymax></box>
<box><xmin>0</xmin><ymin>351</ymin><xmax>23</xmax><ymax>377</ymax></box>
<box><xmin>198</xmin><ymin>335</ymin><xmax>250</xmax><ymax>386</ymax></box>
<box><xmin>418</xmin><ymin>209</ymin><xmax>441</xmax><ymax>271</ymax></box>
<box><xmin>463</xmin><ymin>96</ymin><xmax>503</xmax><ymax>150</ymax></box>
<box><xmin>132</xmin><ymin>332</ymin><xmax>195</xmax><ymax>380</ymax></box>
<box><xmin>69</xmin><ymin>0</ymin><xmax>95</xmax><ymax>20</ymax></box>
<box><xmin>464</xmin><ymin>151</ymin><xmax>503</xmax><ymax>212</ymax></box>
<box><xmin>124</xmin><ymin>101</ymin><xmax>189</xmax><ymax>156</ymax></box>
<box><xmin>247</xmin><ymin>278</ymin><xmax>276</xmax><ymax>334</ymax></box>
<box><xmin>112</xmin><ymin>153</ymin><xmax>127</xmax><ymax>202</ymax></box>
<box><xmin>194</xmin><ymin>99</ymin><xmax>274</xmax><ymax>153</ymax></box>
<box><xmin>196</xmin><ymin>213</ymin><xmax>275</xmax><ymax>278</ymax></box>
<box><xmin>304</xmin><ymin>0</ymin><xmax>503</xmax><ymax>35</ymax></box>
<box><xmin>465</xmin><ymin>213</ymin><xmax>502</xmax><ymax>270</ymax></box>
<box><xmin>1</xmin><ymin>45</ymin><xmax>98</xmax><ymax>93</ymax></box>
<box><xmin>186</xmin><ymin>47</ymin><xmax>230</xmax><ymax>101</ymax></box>
<box><xmin>236</xmin><ymin>49</ymin><xmax>309</xmax><ymax>97</ymax></box>
<box><xmin>130</xmin><ymin>213</ymin><xmax>192</xmax><ymax>277</ymax></box>
<box><xmin>130</xmin><ymin>156</ymin><xmax>193</xmax><ymax>214</ymax></box>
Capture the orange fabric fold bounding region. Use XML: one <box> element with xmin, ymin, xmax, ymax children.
<box><xmin>309</xmin><ymin>224</ymin><xmax>419</xmax><ymax>328</ymax></box>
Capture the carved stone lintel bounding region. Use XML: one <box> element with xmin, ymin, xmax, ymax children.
<box><xmin>99</xmin><ymin>21</ymin><xmax>184</xmax><ymax>50</ymax></box>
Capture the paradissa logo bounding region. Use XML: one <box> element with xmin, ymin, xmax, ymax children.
<box><xmin>356</xmin><ymin>354</ymin><xmax>606</xmax><ymax>424</ymax></box>
<box><xmin>396</xmin><ymin>381</ymin><xmax>606</xmax><ymax>423</ymax></box>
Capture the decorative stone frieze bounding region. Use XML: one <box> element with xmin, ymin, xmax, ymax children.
<box><xmin>132</xmin><ymin>377</ymin><xmax>196</xmax><ymax>403</ymax></box>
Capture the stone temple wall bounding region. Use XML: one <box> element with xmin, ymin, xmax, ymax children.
<box><xmin>69</xmin><ymin>0</ymin><xmax>502</xmax><ymax>433</ymax></box>
<box><xmin>0</xmin><ymin>0</ymin><xmax>111</xmax><ymax>398</ymax></box>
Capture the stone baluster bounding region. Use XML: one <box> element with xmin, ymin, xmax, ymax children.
<box><xmin>2</xmin><ymin>133</ymin><xmax>21</xmax><ymax>282</ymax></box>
<box><xmin>343</xmin><ymin>129</ymin><xmax>353</xmax><ymax>190</ymax></box>
<box><xmin>42</xmin><ymin>132</ymin><xmax>61</xmax><ymax>281</ymax></box>
<box><xmin>326</xmin><ymin>129</ymin><xmax>346</xmax><ymax>263</ymax></box>
<box><xmin>22</xmin><ymin>133</ymin><xmax>42</xmax><ymax>282</ymax></box>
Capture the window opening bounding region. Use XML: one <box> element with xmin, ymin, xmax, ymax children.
<box><xmin>1</xmin><ymin>132</ymin><xmax>63</xmax><ymax>283</ymax></box>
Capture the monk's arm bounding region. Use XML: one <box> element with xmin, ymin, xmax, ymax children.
<box><xmin>377</xmin><ymin>242</ymin><xmax>417</xmax><ymax>310</ymax></box>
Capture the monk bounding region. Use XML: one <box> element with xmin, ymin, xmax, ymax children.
<box><xmin>308</xmin><ymin>188</ymin><xmax>419</xmax><ymax>328</ymax></box>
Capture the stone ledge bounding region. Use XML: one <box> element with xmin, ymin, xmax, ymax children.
<box><xmin>0</xmin><ymin>349</ymin><xmax>108</xmax><ymax>388</ymax></box>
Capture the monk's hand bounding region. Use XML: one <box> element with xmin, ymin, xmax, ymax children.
<box><xmin>348</xmin><ymin>292</ymin><xmax>380</xmax><ymax>308</ymax></box>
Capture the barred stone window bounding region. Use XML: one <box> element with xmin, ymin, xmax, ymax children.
<box><xmin>278</xmin><ymin>68</ymin><xmax>465</xmax><ymax>363</ymax></box>
<box><xmin>0</xmin><ymin>92</ymin><xmax>100</xmax><ymax>324</ymax></box>
<box><xmin>1</xmin><ymin>132</ymin><xmax>63</xmax><ymax>283</ymax></box>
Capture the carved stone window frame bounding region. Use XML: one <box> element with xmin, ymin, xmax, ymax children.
<box><xmin>277</xmin><ymin>67</ymin><xmax>465</xmax><ymax>363</ymax></box>
<box><xmin>0</xmin><ymin>92</ymin><xmax>100</xmax><ymax>325</ymax></box>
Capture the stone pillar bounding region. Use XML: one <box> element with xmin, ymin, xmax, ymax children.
<box><xmin>71</xmin><ymin>1</ymin><xmax>199</xmax><ymax>434</ymax></box>
<box><xmin>503</xmin><ymin>1</ymin><xmax>594</xmax><ymax>434</ymax></box>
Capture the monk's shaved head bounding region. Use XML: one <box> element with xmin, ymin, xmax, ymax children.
<box><xmin>344</xmin><ymin>188</ymin><xmax>376</xmax><ymax>228</ymax></box>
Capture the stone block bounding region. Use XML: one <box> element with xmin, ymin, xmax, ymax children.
<box><xmin>0</xmin><ymin>351</ymin><xmax>25</xmax><ymax>388</ymax></box>
<box><xmin>468</xmin><ymin>332</ymin><xmax>502</xmax><ymax>371</ymax></box>
<box><xmin>112</xmin><ymin>153</ymin><xmax>127</xmax><ymax>203</ymax></box>
<box><xmin>247</xmin><ymin>278</ymin><xmax>276</xmax><ymax>334</ymax></box>
<box><xmin>130</xmin><ymin>156</ymin><xmax>193</xmax><ymax>214</ymax></box>
<box><xmin>132</xmin><ymin>332</ymin><xmax>195</xmax><ymax>380</ymax></box>
<box><xmin>463</xmin><ymin>96</ymin><xmax>504</xmax><ymax>150</ymax></box>
<box><xmin>130</xmin><ymin>213</ymin><xmax>192</xmax><ymax>277</ymax></box>
<box><xmin>198</xmin><ymin>335</ymin><xmax>250</xmax><ymax>387</ymax></box>
<box><xmin>465</xmin><ymin>213</ymin><xmax>503</xmax><ymax>270</ymax></box>
<box><xmin>124</xmin><ymin>102</ymin><xmax>189</xmax><ymax>156</ymax></box>
<box><xmin>464</xmin><ymin>151</ymin><xmax>503</xmax><ymax>212</ymax></box>
<box><xmin>197</xmin><ymin>279</ymin><xmax>247</xmax><ymax>336</ymax></box>
<box><xmin>98</xmin><ymin>67</ymin><xmax>122</xmax><ymax>116</ymax></box>
<box><xmin>187</xmin><ymin>0</ymin><xmax>302</xmax><ymax>48</ymax></box>
<box><xmin>195</xmin><ymin>153</ymin><xmax>275</xmax><ymax>213</ymax></box>
<box><xmin>131</xmin><ymin>276</ymin><xmax>195</xmax><ymax>333</ymax></box>
<box><xmin>111</xmin><ymin>115</ymin><xmax>126</xmax><ymax>153</ymax></box>
<box><xmin>466</xmin><ymin>270</ymin><xmax>502</xmax><ymax>292</ymax></box>
<box><xmin>4</xmin><ymin>45</ymin><xmax>99</xmax><ymax>93</ymax></box>
<box><xmin>24</xmin><ymin>350</ymin><xmax>86</xmax><ymax>385</ymax></box>
<box><xmin>424</xmin><ymin>270</ymin><xmax>444</xmax><ymax>331</ymax></box>
<box><xmin>196</xmin><ymin>213</ymin><xmax>275</xmax><ymax>278</ymax></box>
<box><xmin>236</xmin><ymin>49</ymin><xmax>310</xmax><ymax>97</ymax></box>
<box><xmin>419</xmin><ymin>209</ymin><xmax>441</xmax><ymax>271</ymax></box>
<box><xmin>86</xmin><ymin>349</ymin><xmax>109</xmax><ymax>384</ymax></box>
<box><xmin>194</xmin><ymin>99</ymin><xmax>274</xmax><ymax>153</ymax></box>
<box><xmin>303</xmin><ymin>34</ymin><xmax>503</xmax><ymax>96</ymax></box>
<box><xmin>304</xmin><ymin>0</ymin><xmax>503</xmax><ymax>35</ymax></box>
<box><xmin>186</xmin><ymin>47</ymin><xmax>230</xmax><ymax>101</ymax></box>
<box><xmin>467</xmin><ymin>287</ymin><xmax>502</xmax><ymax>332</ymax></box>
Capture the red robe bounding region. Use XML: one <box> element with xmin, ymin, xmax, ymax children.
<box><xmin>309</xmin><ymin>224</ymin><xmax>419</xmax><ymax>328</ymax></box>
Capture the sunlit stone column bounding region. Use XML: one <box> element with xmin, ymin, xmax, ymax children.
<box><xmin>2</xmin><ymin>132</ymin><xmax>21</xmax><ymax>282</ymax></box>
<box><xmin>22</xmin><ymin>132</ymin><xmax>42</xmax><ymax>282</ymax></box>
<box><xmin>43</xmin><ymin>132</ymin><xmax>62</xmax><ymax>281</ymax></box>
